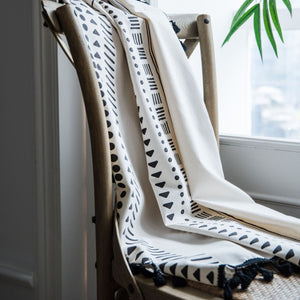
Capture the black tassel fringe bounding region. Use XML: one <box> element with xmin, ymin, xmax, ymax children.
<box><xmin>221</xmin><ymin>257</ymin><xmax>299</xmax><ymax>300</ymax></box>
<box><xmin>130</xmin><ymin>256</ymin><xmax>299</xmax><ymax>300</ymax></box>
<box><xmin>169</xmin><ymin>20</ymin><xmax>187</xmax><ymax>52</ymax></box>
<box><xmin>129</xmin><ymin>262</ymin><xmax>166</xmax><ymax>287</ymax></box>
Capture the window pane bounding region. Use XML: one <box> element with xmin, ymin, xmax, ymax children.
<box><xmin>250</xmin><ymin>30</ymin><xmax>300</xmax><ymax>140</ymax></box>
<box><xmin>157</xmin><ymin>0</ymin><xmax>300</xmax><ymax>142</ymax></box>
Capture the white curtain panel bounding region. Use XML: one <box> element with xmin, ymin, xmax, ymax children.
<box><xmin>63</xmin><ymin>0</ymin><xmax>300</xmax><ymax>298</ymax></box>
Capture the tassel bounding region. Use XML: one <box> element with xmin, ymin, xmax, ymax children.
<box><xmin>258</xmin><ymin>267</ymin><xmax>274</xmax><ymax>282</ymax></box>
<box><xmin>130</xmin><ymin>262</ymin><xmax>166</xmax><ymax>286</ymax></box>
<box><xmin>141</xmin><ymin>268</ymin><xmax>154</xmax><ymax>278</ymax></box>
<box><xmin>237</xmin><ymin>271</ymin><xmax>253</xmax><ymax>290</ymax></box>
<box><xmin>243</xmin><ymin>266</ymin><xmax>258</xmax><ymax>281</ymax></box>
<box><xmin>229</xmin><ymin>276</ymin><xmax>240</xmax><ymax>289</ymax></box>
<box><xmin>170</xmin><ymin>20</ymin><xmax>180</xmax><ymax>34</ymax></box>
<box><xmin>224</xmin><ymin>280</ymin><xmax>233</xmax><ymax>300</ymax></box>
<box><xmin>129</xmin><ymin>263</ymin><xmax>142</xmax><ymax>275</ymax></box>
<box><xmin>172</xmin><ymin>276</ymin><xmax>187</xmax><ymax>287</ymax></box>
<box><xmin>153</xmin><ymin>270</ymin><xmax>166</xmax><ymax>287</ymax></box>
<box><xmin>275</xmin><ymin>262</ymin><xmax>293</xmax><ymax>277</ymax></box>
<box><xmin>180</xmin><ymin>41</ymin><xmax>187</xmax><ymax>51</ymax></box>
<box><xmin>292</xmin><ymin>264</ymin><xmax>300</xmax><ymax>274</ymax></box>
<box><xmin>152</xmin><ymin>263</ymin><xmax>166</xmax><ymax>287</ymax></box>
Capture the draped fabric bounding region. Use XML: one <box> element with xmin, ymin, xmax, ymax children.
<box><xmin>64</xmin><ymin>0</ymin><xmax>300</xmax><ymax>297</ymax></box>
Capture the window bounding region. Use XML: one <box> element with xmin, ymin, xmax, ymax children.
<box><xmin>158</xmin><ymin>0</ymin><xmax>300</xmax><ymax>215</ymax></box>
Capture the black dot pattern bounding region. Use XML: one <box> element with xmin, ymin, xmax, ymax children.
<box><xmin>66</xmin><ymin>0</ymin><xmax>300</xmax><ymax>289</ymax></box>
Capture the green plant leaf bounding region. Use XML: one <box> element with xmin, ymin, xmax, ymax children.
<box><xmin>222</xmin><ymin>4</ymin><xmax>259</xmax><ymax>46</ymax></box>
<box><xmin>269</xmin><ymin>0</ymin><xmax>284</xmax><ymax>42</ymax></box>
<box><xmin>253</xmin><ymin>5</ymin><xmax>263</xmax><ymax>60</ymax></box>
<box><xmin>231</xmin><ymin>0</ymin><xmax>255</xmax><ymax>28</ymax></box>
<box><xmin>263</xmin><ymin>0</ymin><xmax>278</xmax><ymax>57</ymax></box>
<box><xmin>282</xmin><ymin>0</ymin><xmax>292</xmax><ymax>16</ymax></box>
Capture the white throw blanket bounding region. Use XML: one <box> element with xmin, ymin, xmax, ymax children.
<box><xmin>65</xmin><ymin>0</ymin><xmax>300</xmax><ymax>298</ymax></box>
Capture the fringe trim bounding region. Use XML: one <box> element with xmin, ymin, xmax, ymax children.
<box><xmin>130</xmin><ymin>261</ymin><xmax>166</xmax><ymax>287</ymax></box>
<box><xmin>218</xmin><ymin>256</ymin><xmax>300</xmax><ymax>300</ymax></box>
<box><xmin>169</xmin><ymin>20</ymin><xmax>187</xmax><ymax>52</ymax></box>
<box><xmin>129</xmin><ymin>261</ymin><xmax>188</xmax><ymax>288</ymax></box>
<box><xmin>131</xmin><ymin>256</ymin><xmax>300</xmax><ymax>299</ymax></box>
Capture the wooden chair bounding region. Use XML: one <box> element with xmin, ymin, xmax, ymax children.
<box><xmin>41</xmin><ymin>1</ymin><xmax>220</xmax><ymax>299</ymax></box>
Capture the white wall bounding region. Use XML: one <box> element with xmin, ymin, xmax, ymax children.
<box><xmin>58</xmin><ymin>47</ymin><xmax>96</xmax><ymax>300</ymax></box>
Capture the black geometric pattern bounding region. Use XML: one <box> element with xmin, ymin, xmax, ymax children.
<box><xmin>66</xmin><ymin>0</ymin><xmax>300</xmax><ymax>291</ymax></box>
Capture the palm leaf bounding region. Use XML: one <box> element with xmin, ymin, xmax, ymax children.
<box><xmin>282</xmin><ymin>0</ymin><xmax>292</xmax><ymax>16</ymax></box>
<box><xmin>231</xmin><ymin>0</ymin><xmax>255</xmax><ymax>28</ymax></box>
<box><xmin>269</xmin><ymin>0</ymin><xmax>284</xmax><ymax>42</ymax></box>
<box><xmin>223</xmin><ymin>4</ymin><xmax>259</xmax><ymax>46</ymax></box>
<box><xmin>263</xmin><ymin>0</ymin><xmax>278</xmax><ymax>57</ymax></box>
<box><xmin>253</xmin><ymin>5</ymin><xmax>263</xmax><ymax>60</ymax></box>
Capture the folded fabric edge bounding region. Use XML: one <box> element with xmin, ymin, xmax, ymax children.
<box><xmin>129</xmin><ymin>256</ymin><xmax>300</xmax><ymax>300</ymax></box>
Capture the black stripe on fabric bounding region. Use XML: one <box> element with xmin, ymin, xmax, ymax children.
<box><xmin>104</xmin><ymin>52</ymin><xmax>115</xmax><ymax>64</ymax></box>
<box><xmin>105</xmin><ymin>67</ymin><xmax>114</xmax><ymax>79</ymax></box>
<box><xmin>106</xmin><ymin>82</ymin><xmax>115</xmax><ymax>94</ymax></box>
<box><xmin>100</xmin><ymin>23</ymin><xmax>112</xmax><ymax>36</ymax></box>
<box><xmin>104</xmin><ymin>36</ymin><xmax>115</xmax><ymax>49</ymax></box>
<box><xmin>107</xmin><ymin>89</ymin><xmax>117</xmax><ymax>102</ymax></box>
<box><xmin>105</xmin><ymin>60</ymin><xmax>114</xmax><ymax>72</ymax></box>
<box><xmin>161</xmin><ymin>121</ymin><xmax>171</xmax><ymax>134</ymax></box>
<box><xmin>101</xmin><ymin>29</ymin><xmax>114</xmax><ymax>42</ymax></box>
<box><xmin>104</xmin><ymin>44</ymin><xmax>115</xmax><ymax>56</ymax></box>
<box><xmin>105</xmin><ymin>74</ymin><xmax>115</xmax><ymax>87</ymax></box>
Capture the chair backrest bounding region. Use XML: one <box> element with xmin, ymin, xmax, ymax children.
<box><xmin>41</xmin><ymin>1</ymin><xmax>218</xmax><ymax>299</ymax></box>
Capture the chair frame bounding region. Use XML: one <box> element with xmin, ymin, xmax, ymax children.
<box><xmin>41</xmin><ymin>1</ymin><xmax>219</xmax><ymax>299</ymax></box>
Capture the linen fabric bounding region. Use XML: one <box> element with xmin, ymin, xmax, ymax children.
<box><xmin>64</xmin><ymin>0</ymin><xmax>300</xmax><ymax>294</ymax></box>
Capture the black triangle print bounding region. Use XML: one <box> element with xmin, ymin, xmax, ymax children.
<box><xmin>148</xmin><ymin>161</ymin><xmax>158</xmax><ymax>168</ymax></box>
<box><xmin>86</xmin><ymin>9</ymin><xmax>93</xmax><ymax>15</ymax></box>
<box><xmin>127</xmin><ymin>167</ymin><xmax>131</xmax><ymax>173</ymax></box>
<box><xmin>159</xmin><ymin>191</ymin><xmax>170</xmax><ymax>198</ymax></box>
<box><xmin>146</xmin><ymin>150</ymin><xmax>154</xmax><ymax>157</ymax></box>
<box><xmin>181</xmin><ymin>266</ymin><xmax>188</xmax><ymax>278</ymax></box>
<box><xmin>286</xmin><ymin>249</ymin><xmax>295</xmax><ymax>260</ymax></box>
<box><xmin>193</xmin><ymin>269</ymin><xmax>200</xmax><ymax>281</ymax></box>
<box><xmin>139</xmin><ymin>117</ymin><xmax>143</xmax><ymax>124</ymax></box>
<box><xmin>129</xmin><ymin>204</ymin><xmax>133</xmax><ymax>210</ymax></box>
<box><xmin>142</xmin><ymin>128</ymin><xmax>147</xmax><ymax>135</ymax></box>
<box><xmin>273</xmin><ymin>245</ymin><xmax>282</xmax><ymax>254</ymax></box>
<box><xmin>90</xmin><ymin>19</ymin><xmax>97</xmax><ymax>25</ymax></box>
<box><xmin>218</xmin><ymin>229</ymin><xmax>227</xmax><ymax>233</ymax></box>
<box><xmin>163</xmin><ymin>202</ymin><xmax>173</xmax><ymax>209</ymax></box>
<box><xmin>167</xmin><ymin>213</ymin><xmax>174</xmax><ymax>221</ymax></box>
<box><xmin>93</xmin><ymin>29</ymin><xmax>100</xmax><ymax>36</ymax></box>
<box><xmin>127</xmin><ymin>246</ymin><xmax>136</xmax><ymax>255</ymax></box>
<box><xmin>170</xmin><ymin>263</ymin><xmax>177</xmax><ymax>275</ymax></box>
<box><xmin>94</xmin><ymin>52</ymin><xmax>100</xmax><ymax>59</ymax></box>
<box><xmin>207</xmin><ymin>271</ymin><xmax>214</xmax><ymax>284</ymax></box>
<box><xmin>239</xmin><ymin>235</ymin><xmax>248</xmax><ymax>241</ymax></box>
<box><xmin>93</xmin><ymin>40</ymin><xmax>100</xmax><ymax>47</ymax></box>
<box><xmin>159</xmin><ymin>262</ymin><xmax>167</xmax><ymax>273</ymax></box>
<box><xmin>151</xmin><ymin>171</ymin><xmax>162</xmax><ymax>178</ymax></box>
<box><xmin>125</xmin><ymin>216</ymin><xmax>129</xmax><ymax>222</ymax></box>
<box><xmin>144</xmin><ymin>139</ymin><xmax>150</xmax><ymax>146</ymax></box>
<box><xmin>155</xmin><ymin>181</ymin><xmax>166</xmax><ymax>188</ymax></box>
<box><xmin>261</xmin><ymin>241</ymin><xmax>270</xmax><ymax>249</ymax></box>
